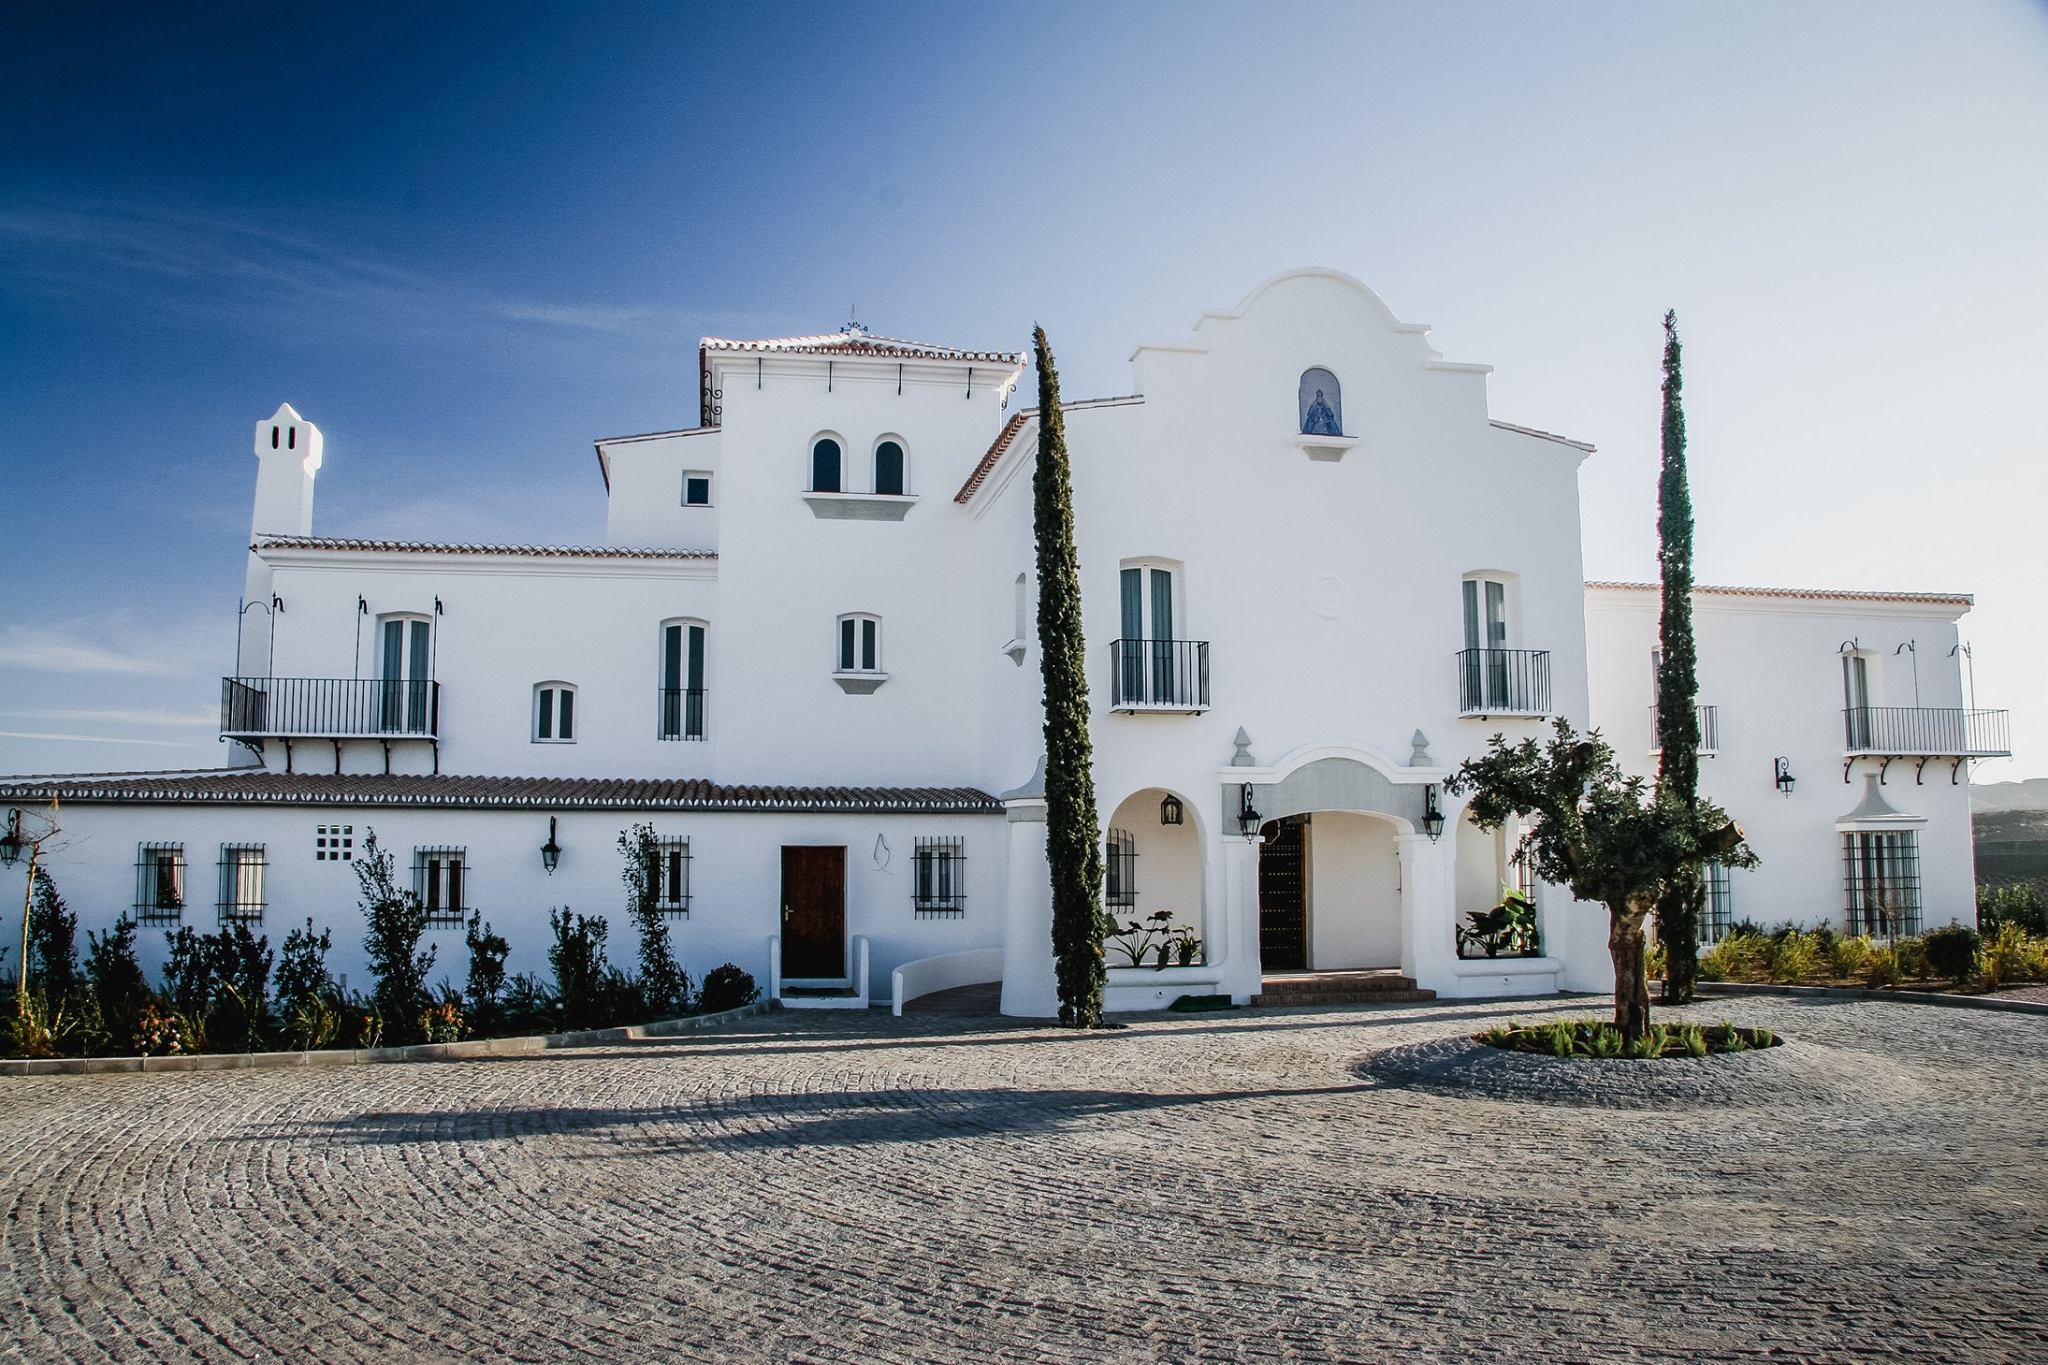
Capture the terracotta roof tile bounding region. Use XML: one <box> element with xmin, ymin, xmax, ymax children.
<box><xmin>0</xmin><ymin>771</ymin><xmax>1002</xmax><ymax>813</ymax></box>
<box><xmin>700</xmin><ymin>331</ymin><xmax>1025</xmax><ymax>365</ymax></box>
<box><xmin>255</xmin><ymin>537</ymin><xmax>715</xmax><ymax>560</ymax></box>
<box><xmin>1586</xmin><ymin>580</ymin><xmax>1973</xmax><ymax>608</ymax></box>
<box><xmin>953</xmin><ymin>396</ymin><xmax>1146</xmax><ymax>505</ymax></box>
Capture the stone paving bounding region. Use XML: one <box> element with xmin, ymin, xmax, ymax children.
<box><xmin>2</xmin><ymin>994</ymin><xmax>2044</xmax><ymax>1363</ymax></box>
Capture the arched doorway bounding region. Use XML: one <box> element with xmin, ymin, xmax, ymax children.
<box><xmin>1104</xmin><ymin>787</ymin><xmax>1207</xmax><ymax>967</ymax></box>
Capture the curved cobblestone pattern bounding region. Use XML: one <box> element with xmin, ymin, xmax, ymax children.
<box><xmin>2</xmin><ymin>996</ymin><xmax>2044</xmax><ymax>1362</ymax></box>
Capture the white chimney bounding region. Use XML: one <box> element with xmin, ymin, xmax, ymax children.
<box><xmin>239</xmin><ymin>404</ymin><xmax>324</xmax><ymax>682</ymax></box>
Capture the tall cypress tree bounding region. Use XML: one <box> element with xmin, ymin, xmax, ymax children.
<box><xmin>1032</xmin><ymin>325</ymin><xmax>1107</xmax><ymax>1027</ymax></box>
<box><xmin>1653</xmin><ymin>309</ymin><xmax>1705</xmax><ymax>1002</ymax></box>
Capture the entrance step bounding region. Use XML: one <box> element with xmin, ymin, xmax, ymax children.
<box><xmin>1252</xmin><ymin>969</ymin><xmax>1436</xmax><ymax>1008</ymax></box>
<box><xmin>779</xmin><ymin>985</ymin><xmax>866</xmax><ymax>1010</ymax></box>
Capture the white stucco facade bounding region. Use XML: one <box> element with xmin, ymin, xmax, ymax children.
<box><xmin>0</xmin><ymin>270</ymin><xmax>2003</xmax><ymax>1015</ymax></box>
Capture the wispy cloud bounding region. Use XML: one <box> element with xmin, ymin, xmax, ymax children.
<box><xmin>0</xmin><ymin>731</ymin><xmax>193</xmax><ymax>747</ymax></box>
<box><xmin>0</xmin><ymin>199</ymin><xmax>681</xmax><ymax>340</ymax></box>
<box><xmin>0</xmin><ymin>623</ymin><xmax>188</xmax><ymax>677</ymax></box>
<box><xmin>0</xmin><ymin>707</ymin><xmax>216</xmax><ymax>728</ymax></box>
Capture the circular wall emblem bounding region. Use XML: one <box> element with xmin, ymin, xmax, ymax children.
<box><xmin>1311</xmin><ymin>574</ymin><xmax>1351</xmax><ymax>621</ymax></box>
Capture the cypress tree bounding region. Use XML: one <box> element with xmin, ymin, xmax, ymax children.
<box><xmin>1653</xmin><ymin>309</ymin><xmax>1705</xmax><ymax>1002</ymax></box>
<box><xmin>1032</xmin><ymin>325</ymin><xmax>1107</xmax><ymax>1027</ymax></box>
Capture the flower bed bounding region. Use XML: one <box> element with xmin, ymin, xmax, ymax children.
<box><xmin>1477</xmin><ymin>1018</ymin><xmax>1780</xmax><ymax>1060</ymax></box>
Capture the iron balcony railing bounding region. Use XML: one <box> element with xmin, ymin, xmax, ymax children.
<box><xmin>1109</xmin><ymin>639</ymin><xmax>1211</xmax><ymax>712</ymax></box>
<box><xmin>1456</xmin><ymin>648</ymin><xmax>1551</xmax><ymax>716</ymax></box>
<box><xmin>1650</xmin><ymin>703</ymin><xmax>1721</xmax><ymax>753</ymax></box>
<box><xmin>221</xmin><ymin>677</ymin><xmax>439</xmax><ymax>739</ymax></box>
<box><xmin>658</xmin><ymin>688</ymin><xmax>708</xmax><ymax>741</ymax></box>
<box><xmin>1842</xmin><ymin>707</ymin><xmax>2010</xmax><ymax>757</ymax></box>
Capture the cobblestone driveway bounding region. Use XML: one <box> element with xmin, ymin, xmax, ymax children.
<box><xmin>2</xmin><ymin>995</ymin><xmax>2043</xmax><ymax>1363</ymax></box>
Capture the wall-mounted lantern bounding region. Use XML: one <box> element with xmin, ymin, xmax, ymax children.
<box><xmin>1773</xmin><ymin>757</ymin><xmax>1797</xmax><ymax>798</ymax></box>
<box><xmin>1422</xmin><ymin>785</ymin><xmax>1447</xmax><ymax>844</ymax></box>
<box><xmin>0</xmin><ymin>809</ymin><xmax>22</xmax><ymax>868</ymax></box>
<box><xmin>540</xmin><ymin>816</ymin><xmax>561</xmax><ymax>874</ymax></box>
<box><xmin>1237</xmin><ymin>784</ymin><xmax>1262</xmax><ymax>840</ymax></box>
<box><xmin>1159</xmin><ymin>795</ymin><xmax>1184</xmax><ymax>827</ymax></box>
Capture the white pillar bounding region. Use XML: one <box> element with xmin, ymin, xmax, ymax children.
<box><xmin>998</xmin><ymin>801</ymin><xmax>1058</xmax><ymax>1017</ymax></box>
<box><xmin>1218</xmin><ymin>833</ymin><xmax>1264</xmax><ymax>1001</ymax></box>
<box><xmin>1397</xmin><ymin>831</ymin><xmax>1457</xmax><ymax>989</ymax></box>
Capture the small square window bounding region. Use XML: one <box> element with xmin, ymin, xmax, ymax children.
<box><xmin>315</xmin><ymin>824</ymin><xmax>354</xmax><ymax>861</ymax></box>
<box><xmin>683</xmin><ymin>472</ymin><xmax>712</xmax><ymax>506</ymax></box>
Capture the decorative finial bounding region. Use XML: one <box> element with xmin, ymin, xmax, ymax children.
<box><xmin>1231</xmin><ymin>727</ymin><xmax>1256</xmax><ymax>767</ymax></box>
<box><xmin>1409</xmin><ymin>730</ymin><xmax>1435</xmax><ymax>767</ymax></box>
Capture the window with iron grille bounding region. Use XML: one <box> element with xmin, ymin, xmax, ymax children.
<box><xmin>1105</xmin><ymin>828</ymin><xmax>1137</xmax><ymax>909</ymax></box>
<box><xmin>135</xmin><ymin>843</ymin><xmax>185</xmax><ymax>924</ymax></box>
<box><xmin>216</xmin><ymin>845</ymin><xmax>266</xmax><ymax>925</ymax></box>
<box><xmin>1843</xmin><ymin>830</ymin><xmax>1921</xmax><ymax>937</ymax></box>
<box><xmin>315</xmin><ymin>824</ymin><xmax>354</xmax><ymax>861</ymax></box>
<box><xmin>1699</xmin><ymin>861</ymin><xmax>1733</xmax><ymax>943</ymax></box>
<box><xmin>913</xmin><ymin>836</ymin><xmax>966</xmax><ymax>916</ymax></box>
<box><xmin>413</xmin><ymin>846</ymin><xmax>468</xmax><ymax>928</ymax></box>
<box><xmin>649</xmin><ymin>837</ymin><xmax>690</xmax><ymax>918</ymax></box>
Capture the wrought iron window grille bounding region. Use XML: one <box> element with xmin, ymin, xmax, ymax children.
<box><xmin>1843</xmin><ymin>831</ymin><xmax>1922</xmax><ymax>937</ymax></box>
<box><xmin>912</xmin><ymin>836</ymin><xmax>966</xmax><ymax>917</ymax></box>
<box><xmin>135</xmin><ymin>843</ymin><xmax>185</xmax><ymax>924</ymax></box>
<box><xmin>649</xmin><ymin>838</ymin><xmax>691</xmax><ymax>918</ymax></box>
<box><xmin>216</xmin><ymin>844</ymin><xmax>267</xmax><ymax>925</ymax></box>
<box><xmin>1105</xmin><ymin>828</ymin><xmax>1138</xmax><ymax>910</ymax></box>
<box><xmin>413</xmin><ymin>845</ymin><xmax>469</xmax><ymax>928</ymax></box>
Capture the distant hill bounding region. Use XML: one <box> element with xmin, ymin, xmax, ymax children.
<box><xmin>1972</xmin><ymin>778</ymin><xmax>2048</xmax><ymax>814</ymax></box>
<box><xmin>1975</xmin><ymin>807</ymin><xmax>2048</xmax><ymax>889</ymax></box>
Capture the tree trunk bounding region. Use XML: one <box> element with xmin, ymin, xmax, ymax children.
<box><xmin>1608</xmin><ymin>903</ymin><xmax>1653</xmax><ymax>1041</ymax></box>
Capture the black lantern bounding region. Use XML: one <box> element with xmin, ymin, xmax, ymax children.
<box><xmin>1773</xmin><ymin>757</ymin><xmax>1796</xmax><ymax>798</ymax></box>
<box><xmin>0</xmin><ymin>809</ymin><xmax>21</xmax><ymax>868</ymax></box>
<box><xmin>1159</xmin><ymin>795</ymin><xmax>1183</xmax><ymax>826</ymax></box>
<box><xmin>1237</xmin><ymin>784</ymin><xmax>1262</xmax><ymax>839</ymax></box>
<box><xmin>1422</xmin><ymin>785</ymin><xmax>1447</xmax><ymax>844</ymax></box>
<box><xmin>540</xmin><ymin>816</ymin><xmax>561</xmax><ymax>874</ymax></box>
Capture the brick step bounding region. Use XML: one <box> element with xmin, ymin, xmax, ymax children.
<box><xmin>1257</xmin><ymin>973</ymin><xmax>1421</xmax><ymax>995</ymax></box>
<box><xmin>1251</xmin><ymin>989</ymin><xmax>1437</xmax><ymax>1008</ymax></box>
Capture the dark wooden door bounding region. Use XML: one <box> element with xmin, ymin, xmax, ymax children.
<box><xmin>781</xmin><ymin>846</ymin><xmax>846</xmax><ymax>978</ymax></box>
<box><xmin>1259</xmin><ymin>815</ymin><xmax>1310</xmax><ymax>971</ymax></box>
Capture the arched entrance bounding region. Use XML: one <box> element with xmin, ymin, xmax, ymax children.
<box><xmin>1103</xmin><ymin>786</ymin><xmax>1207</xmax><ymax>967</ymax></box>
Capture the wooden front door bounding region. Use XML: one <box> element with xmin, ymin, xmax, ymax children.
<box><xmin>780</xmin><ymin>846</ymin><xmax>846</xmax><ymax>979</ymax></box>
<box><xmin>1259</xmin><ymin>815</ymin><xmax>1310</xmax><ymax>971</ymax></box>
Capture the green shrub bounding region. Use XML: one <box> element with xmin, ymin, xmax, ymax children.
<box><xmin>356</xmin><ymin>830</ymin><xmax>436</xmax><ymax>1043</ymax></box>
<box><xmin>1977</xmin><ymin>883</ymin><xmax>2048</xmax><ymax>936</ymax></box>
<box><xmin>419</xmin><ymin>999</ymin><xmax>466</xmax><ymax>1044</ymax></box>
<box><xmin>205</xmin><ymin>922</ymin><xmax>273</xmax><ymax>1051</ymax></box>
<box><xmin>26</xmin><ymin>874</ymin><xmax>79</xmax><ymax>1003</ymax></box>
<box><xmin>276</xmin><ymin>919</ymin><xmax>334</xmax><ymax>1023</ymax></box>
<box><xmin>463</xmin><ymin>911</ymin><xmax>511</xmax><ymax>1027</ymax></box>
<box><xmin>1922</xmin><ymin>925</ymin><xmax>1980</xmax><ymax>985</ymax></box>
<box><xmin>1828</xmin><ymin>934</ymin><xmax>1874</xmax><ymax>981</ymax></box>
<box><xmin>131</xmin><ymin>1001</ymin><xmax>186</xmax><ymax>1056</ymax></box>
<box><xmin>1896</xmin><ymin>936</ymin><xmax>1928</xmax><ymax>979</ymax></box>
<box><xmin>161</xmin><ymin>926</ymin><xmax>214</xmax><ymax>1017</ymax></box>
<box><xmin>1980</xmin><ymin>923</ymin><xmax>2048</xmax><ymax>989</ymax></box>
<box><xmin>501</xmin><ymin>972</ymin><xmax>558</xmax><ymax>1034</ymax></box>
<box><xmin>84</xmin><ymin>916</ymin><xmax>150</xmax><ymax>1041</ymax></box>
<box><xmin>698</xmin><ymin>963</ymin><xmax>761</xmax><ymax>1015</ymax></box>
<box><xmin>548</xmin><ymin>907</ymin><xmax>612</xmax><ymax>1030</ymax></box>
<box><xmin>1769</xmin><ymin>931</ymin><xmax>1825</xmax><ymax>984</ymax></box>
<box><xmin>620</xmin><ymin>823</ymin><xmax>691</xmax><ymax>1017</ymax></box>
<box><xmin>1859</xmin><ymin>943</ymin><xmax>1900</xmax><ymax>987</ymax></box>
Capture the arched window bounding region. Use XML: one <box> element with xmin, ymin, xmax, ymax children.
<box><xmin>837</xmin><ymin>613</ymin><xmax>882</xmax><ymax>673</ymax></box>
<box><xmin>810</xmin><ymin>436</ymin><xmax>843</xmax><ymax>492</ymax></box>
<box><xmin>1298</xmin><ymin>368</ymin><xmax>1343</xmax><ymax>436</ymax></box>
<box><xmin>533</xmin><ymin>682</ymin><xmax>576</xmax><ymax>742</ymax></box>
<box><xmin>659</xmin><ymin>619</ymin><xmax>707</xmax><ymax>740</ymax></box>
<box><xmin>873</xmin><ymin>439</ymin><xmax>906</xmax><ymax>496</ymax></box>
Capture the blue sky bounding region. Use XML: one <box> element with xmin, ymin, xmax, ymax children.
<box><xmin>3</xmin><ymin>1</ymin><xmax>2046</xmax><ymax>777</ymax></box>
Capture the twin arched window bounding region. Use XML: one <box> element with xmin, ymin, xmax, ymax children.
<box><xmin>810</xmin><ymin>434</ymin><xmax>909</xmax><ymax>495</ymax></box>
<box><xmin>1298</xmin><ymin>368</ymin><xmax>1343</xmax><ymax>436</ymax></box>
<box><xmin>534</xmin><ymin>682</ymin><xmax>576</xmax><ymax>742</ymax></box>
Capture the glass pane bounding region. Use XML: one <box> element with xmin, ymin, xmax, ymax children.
<box><xmin>382</xmin><ymin>620</ymin><xmax>403</xmax><ymax>681</ymax></box>
<box><xmin>812</xmin><ymin>439</ymin><xmax>841</xmax><ymax>492</ymax></box>
<box><xmin>1149</xmin><ymin>569</ymin><xmax>1173</xmax><ymax>642</ymax></box>
<box><xmin>687</xmin><ymin>625</ymin><xmax>704</xmax><ymax>689</ymax></box>
<box><xmin>664</xmin><ymin>625</ymin><xmax>682</xmax><ymax>691</ymax></box>
<box><xmin>558</xmin><ymin>689</ymin><xmax>573</xmax><ymax>739</ymax></box>
<box><xmin>1462</xmin><ymin>581</ymin><xmax>1479</xmax><ymax>652</ymax></box>
<box><xmin>537</xmin><ymin>689</ymin><xmax>554</xmax><ymax>739</ymax></box>
<box><xmin>861</xmin><ymin>619</ymin><xmax>877</xmax><ymax>671</ymax></box>
<box><xmin>874</xmin><ymin>442</ymin><xmax>904</xmax><ymax>496</ymax></box>
<box><xmin>840</xmin><ymin>618</ymin><xmax>856</xmax><ymax>670</ymax></box>
<box><xmin>1485</xmin><ymin>581</ymin><xmax>1506</xmax><ymax>647</ymax></box>
<box><xmin>1120</xmin><ymin>568</ymin><xmax>1142</xmax><ymax>639</ymax></box>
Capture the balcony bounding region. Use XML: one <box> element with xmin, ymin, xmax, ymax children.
<box><xmin>658</xmin><ymin>688</ymin><xmax>707</xmax><ymax>741</ymax></box>
<box><xmin>1649</xmin><ymin>704</ymin><xmax>1720</xmax><ymax>754</ymax></box>
<box><xmin>1456</xmin><ymin>648</ymin><xmax>1551</xmax><ymax>718</ymax></box>
<box><xmin>1843</xmin><ymin>707</ymin><xmax>2010</xmax><ymax>759</ymax></box>
<box><xmin>1109</xmin><ymin>639</ymin><xmax>1210</xmax><ymax>713</ymax></box>
<box><xmin>221</xmin><ymin>677</ymin><xmax>439</xmax><ymax>740</ymax></box>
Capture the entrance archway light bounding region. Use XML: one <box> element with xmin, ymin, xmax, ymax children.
<box><xmin>1159</xmin><ymin>795</ymin><xmax>1183</xmax><ymax>826</ymax></box>
<box><xmin>1237</xmin><ymin>784</ymin><xmax>1261</xmax><ymax>840</ymax></box>
<box><xmin>1423</xmin><ymin>786</ymin><xmax>1447</xmax><ymax>843</ymax></box>
<box><xmin>540</xmin><ymin>816</ymin><xmax>561</xmax><ymax>875</ymax></box>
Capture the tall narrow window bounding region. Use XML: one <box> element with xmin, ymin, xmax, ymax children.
<box><xmin>1105</xmin><ymin>828</ymin><xmax>1137</xmax><ymax>909</ymax></box>
<box><xmin>1116</xmin><ymin>563</ymin><xmax>1180</xmax><ymax>706</ymax></box>
<box><xmin>1701</xmin><ymin>862</ymin><xmax>1733</xmax><ymax>942</ymax></box>
<box><xmin>874</xmin><ymin>439</ymin><xmax>906</xmax><ymax>496</ymax></box>
<box><xmin>837</xmin><ymin>614</ymin><xmax>882</xmax><ymax>673</ymax></box>
<box><xmin>1461</xmin><ymin>576</ymin><xmax>1512</xmax><ymax>711</ymax></box>
<box><xmin>660</xmin><ymin>621</ymin><xmax>706</xmax><ymax>740</ymax></box>
<box><xmin>1844</xmin><ymin>830</ymin><xmax>1921</xmax><ymax>937</ymax></box>
<box><xmin>534</xmin><ymin>682</ymin><xmax>577</xmax><ymax>742</ymax></box>
<box><xmin>378</xmin><ymin>613</ymin><xmax>434</xmax><ymax>734</ymax></box>
<box><xmin>647</xmin><ymin>837</ymin><xmax>691</xmax><ymax>917</ymax></box>
<box><xmin>913</xmin><ymin>836</ymin><xmax>966</xmax><ymax>916</ymax></box>
<box><xmin>135</xmin><ymin>843</ymin><xmax>185</xmax><ymax>924</ymax></box>
<box><xmin>414</xmin><ymin>846</ymin><xmax>468</xmax><ymax>928</ymax></box>
<box><xmin>1843</xmin><ymin>653</ymin><xmax>1873</xmax><ymax>749</ymax></box>
<box><xmin>810</xmin><ymin>437</ymin><xmax>842</xmax><ymax>493</ymax></box>
<box><xmin>217</xmin><ymin>845</ymin><xmax>266</xmax><ymax>925</ymax></box>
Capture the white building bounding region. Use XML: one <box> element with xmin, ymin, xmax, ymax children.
<box><xmin>0</xmin><ymin>270</ymin><xmax>2007</xmax><ymax>1015</ymax></box>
